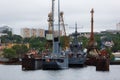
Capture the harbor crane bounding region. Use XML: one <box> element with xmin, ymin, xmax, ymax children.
<box><xmin>46</xmin><ymin>0</ymin><xmax>55</xmax><ymax>49</ymax></box>
<box><xmin>59</xmin><ymin>12</ymin><xmax>69</xmax><ymax>50</ymax></box>
<box><xmin>46</xmin><ymin>0</ymin><xmax>69</xmax><ymax>50</ymax></box>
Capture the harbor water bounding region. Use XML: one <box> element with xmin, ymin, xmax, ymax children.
<box><xmin>0</xmin><ymin>65</ymin><xmax>120</xmax><ymax>80</ymax></box>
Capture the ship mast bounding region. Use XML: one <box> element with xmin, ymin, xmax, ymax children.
<box><xmin>58</xmin><ymin>0</ymin><xmax>60</xmax><ymax>53</ymax></box>
<box><xmin>51</xmin><ymin>0</ymin><xmax>55</xmax><ymax>53</ymax></box>
<box><xmin>52</xmin><ymin>0</ymin><xmax>61</xmax><ymax>54</ymax></box>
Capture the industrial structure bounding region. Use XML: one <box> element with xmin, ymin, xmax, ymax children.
<box><xmin>46</xmin><ymin>1</ymin><xmax>68</xmax><ymax>50</ymax></box>
<box><xmin>87</xmin><ymin>8</ymin><xmax>96</xmax><ymax>48</ymax></box>
<box><xmin>59</xmin><ymin>12</ymin><xmax>69</xmax><ymax>50</ymax></box>
<box><xmin>86</xmin><ymin>9</ymin><xmax>110</xmax><ymax>71</ymax></box>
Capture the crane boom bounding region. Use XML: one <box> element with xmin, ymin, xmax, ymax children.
<box><xmin>60</xmin><ymin>12</ymin><xmax>69</xmax><ymax>50</ymax></box>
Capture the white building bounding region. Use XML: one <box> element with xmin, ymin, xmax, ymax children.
<box><xmin>116</xmin><ymin>22</ymin><xmax>120</xmax><ymax>31</ymax></box>
<box><xmin>21</xmin><ymin>28</ymin><xmax>45</xmax><ymax>38</ymax></box>
<box><xmin>37</xmin><ymin>29</ymin><xmax>45</xmax><ymax>37</ymax></box>
<box><xmin>21</xmin><ymin>28</ymin><xmax>31</xmax><ymax>38</ymax></box>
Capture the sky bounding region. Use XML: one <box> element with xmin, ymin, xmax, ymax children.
<box><xmin>0</xmin><ymin>0</ymin><xmax>119</xmax><ymax>35</ymax></box>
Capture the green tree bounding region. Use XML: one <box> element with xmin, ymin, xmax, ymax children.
<box><xmin>94</xmin><ymin>34</ymin><xmax>101</xmax><ymax>49</ymax></box>
<box><xmin>106</xmin><ymin>47</ymin><xmax>115</xmax><ymax>61</ymax></box>
<box><xmin>23</xmin><ymin>37</ymin><xmax>31</xmax><ymax>43</ymax></box>
<box><xmin>1</xmin><ymin>31</ymin><xmax>13</xmax><ymax>43</ymax></box>
<box><xmin>12</xmin><ymin>35</ymin><xmax>23</xmax><ymax>43</ymax></box>
<box><xmin>111</xmin><ymin>33</ymin><xmax>120</xmax><ymax>52</ymax></box>
<box><xmin>29</xmin><ymin>37</ymin><xmax>47</xmax><ymax>51</ymax></box>
<box><xmin>3</xmin><ymin>48</ymin><xmax>16</xmax><ymax>59</ymax></box>
<box><xmin>79</xmin><ymin>36</ymin><xmax>89</xmax><ymax>48</ymax></box>
<box><xmin>12</xmin><ymin>44</ymin><xmax>28</xmax><ymax>58</ymax></box>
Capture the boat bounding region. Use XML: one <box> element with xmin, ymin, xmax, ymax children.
<box><xmin>68</xmin><ymin>23</ymin><xmax>87</xmax><ymax>67</ymax></box>
<box><xmin>22</xmin><ymin>0</ymin><xmax>68</xmax><ymax>70</ymax></box>
<box><xmin>42</xmin><ymin>37</ymin><xmax>68</xmax><ymax>70</ymax></box>
<box><xmin>86</xmin><ymin>9</ymin><xmax>110</xmax><ymax>71</ymax></box>
<box><xmin>41</xmin><ymin>0</ymin><xmax>68</xmax><ymax>70</ymax></box>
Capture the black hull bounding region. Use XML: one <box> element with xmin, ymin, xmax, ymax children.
<box><xmin>69</xmin><ymin>64</ymin><xmax>85</xmax><ymax>67</ymax></box>
<box><xmin>42</xmin><ymin>61</ymin><xmax>61</xmax><ymax>70</ymax></box>
<box><xmin>22</xmin><ymin>58</ymin><xmax>68</xmax><ymax>70</ymax></box>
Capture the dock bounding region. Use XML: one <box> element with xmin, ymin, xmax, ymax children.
<box><xmin>96</xmin><ymin>57</ymin><xmax>109</xmax><ymax>71</ymax></box>
<box><xmin>22</xmin><ymin>57</ymin><xmax>42</xmax><ymax>70</ymax></box>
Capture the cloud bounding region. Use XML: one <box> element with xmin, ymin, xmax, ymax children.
<box><xmin>0</xmin><ymin>0</ymin><xmax>119</xmax><ymax>35</ymax></box>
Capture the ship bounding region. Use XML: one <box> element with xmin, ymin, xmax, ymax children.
<box><xmin>68</xmin><ymin>23</ymin><xmax>87</xmax><ymax>67</ymax></box>
<box><xmin>86</xmin><ymin>9</ymin><xmax>109</xmax><ymax>71</ymax></box>
<box><xmin>22</xmin><ymin>0</ymin><xmax>68</xmax><ymax>70</ymax></box>
<box><xmin>41</xmin><ymin>0</ymin><xmax>68</xmax><ymax>70</ymax></box>
<box><xmin>42</xmin><ymin>37</ymin><xmax>68</xmax><ymax>70</ymax></box>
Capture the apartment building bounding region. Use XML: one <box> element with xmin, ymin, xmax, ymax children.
<box><xmin>21</xmin><ymin>28</ymin><xmax>45</xmax><ymax>38</ymax></box>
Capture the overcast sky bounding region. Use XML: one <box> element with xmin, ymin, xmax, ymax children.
<box><xmin>0</xmin><ymin>0</ymin><xmax>119</xmax><ymax>35</ymax></box>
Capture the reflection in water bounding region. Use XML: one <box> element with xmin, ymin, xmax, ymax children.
<box><xmin>0</xmin><ymin>65</ymin><xmax>120</xmax><ymax>80</ymax></box>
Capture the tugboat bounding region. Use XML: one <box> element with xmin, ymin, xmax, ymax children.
<box><xmin>41</xmin><ymin>0</ymin><xmax>68</xmax><ymax>70</ymax></box>
<box><xmin>68</xmin><ymin>23</ymin><xmax>87</xmax><ymax>67</ymax></box>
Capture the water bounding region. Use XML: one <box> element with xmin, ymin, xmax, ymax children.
<box><xmin>0</xmin><ymin>65</ymin><xmax>120</xmax><ymax>80</ymax></box>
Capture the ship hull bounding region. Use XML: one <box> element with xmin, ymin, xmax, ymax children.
<box><xmin>69</xmin><ymin>57</ymin><xmax>86</xmax><ymax>67</ymax></box>
<box><xmin>42</xmin><ymin>61</ymin><xmax>61</xmax><ymax>70</ymax></box>
<box><xmin>42</xmin><ymin>58</ymin><xmax>68</xmax><ymax>70</ymax></box>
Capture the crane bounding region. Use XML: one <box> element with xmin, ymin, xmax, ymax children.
<box><xmin>46</xmin><ymin>0</ymin><xmax>55</xmax><ymax>49</ymax></box>
<box><xmin>46</xmin><ymin>0</ymin><xmax>69</xmax><ymax>51</ymax></box>
<box><xmin>59</xmin><ymin>12</ymin><xmax>69</xmax><ymax>50</ymax></box>
<box><xmin>48</xmin><ymin>12</ymin><xmax>53</xmax><ymax>34</ymax></box>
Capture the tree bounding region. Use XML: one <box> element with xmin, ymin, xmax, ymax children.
<box><xmin>12</xmin><ymin>35</ymin><xmax>23</xmax><ymax>43</ymax></box>
<box><xmin>111</xmin><ymin>33</ymin><xmax>120</xmax><ymax>52</ymax></box>
<box><xmin>29</xmin><ymin>37</ymin><xmax>47</xmax><ymax>51</ymax></box>
<box><xmin>79</xmin><ymin>36</ymin><xmax>89</xmax><ymax>48</ymax></box>
<box><xmin>94</xmin><ymin>34</ymin><xmax>101</xmax><ymax>49</ymax></box>
<box><xmin>12</xmin><ymin>44</ymin><xmax>29</xmax><ymax>58</ymax></box>
<box><xmin>106</xmin><ymin>47</ymin><xmax>115</xmax><ymax>61</ymax></box>
<box><xmin>1</xmin><ymin>31</ymin><xmax>13</xmax><ymax>43</ymax></box>
<box><xmin>23</xmin><ymin>37</ymin><xmax>31</xmax><ymax>43</ymax></box>
<box><xmin>3</xmin><ymin>48</ymin><xmax>16</xmax><ymax>59</ymax></box>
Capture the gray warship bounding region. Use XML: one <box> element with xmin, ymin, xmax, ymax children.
<box><xmin>68</xmin><ymin>23</ymin><xmax>87</xmax><ymax>67</ymax></box>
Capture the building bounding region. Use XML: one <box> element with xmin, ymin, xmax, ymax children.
<box><xmin>101</xmin><ymin>30</ymin><xmax>120</xmax><ymax>34</ymax></box>
<box><xmin>31</xmin><ymin>28</ymin><xmax>37</xmax><ymax>37</ymax></box>
<box><xmin>116</xmin><ymin>22</ymin><xmax>120</xmax><ymax>31</ymax></box>
<box><xmin>21</xmin><ymin>28</ymin><xmax>31</xmax><ymax>38</ymax></box>
<box><xmin>80</xmin><ymin>32</ymin><xmax>91</xmax><ymax>38</ymax></box>
<box><xmin>37</xmin><ymin>29</ymin><xmax>45</xmax><ymax>37</ymax></box>
<box><xmin>54</xmin><ymin>30</ymin><xmax>62</xmax><ymax>37</ymax></box>
<box><xmin>0</xmin><ymin>26</ymin><xmax>12</xmax><ymax>36</ymax></box>
<box><xmin>21</xmin><ymin>27</ymin><xmax>64</xmax><ymax>38</ymax></box>
<box><xmin>0</xmin><ymin>26</ymin><xmax>12</xmax><ymax>33</ymax></box>
<box><xmin>21</xmin><ymin>28</ymin><xmax>45</xmax><ymax>38</ymax></box>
